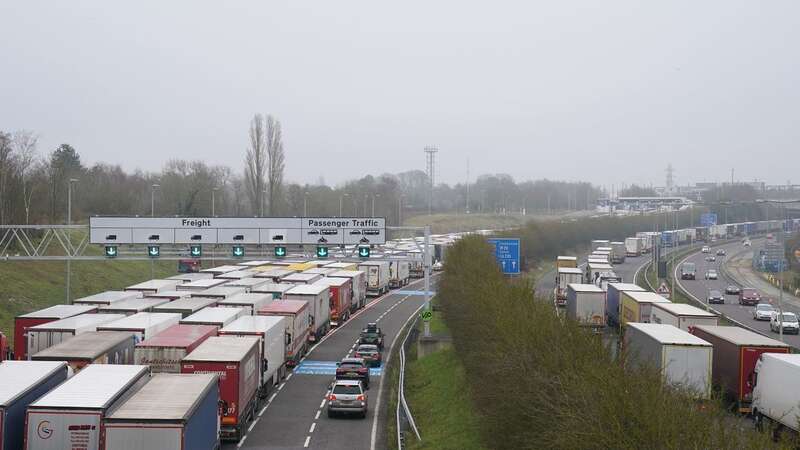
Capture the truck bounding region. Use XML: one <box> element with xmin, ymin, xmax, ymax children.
<box><xmin>134</xmin><ymin>324</ymin><xmax>218</xmax><ymax>373</ymax></box>
<box><xmin>329</xmin><ymin>270</ymin><xmax>367</xmax><ymax>310</ymax></box>
<box><xmin>323</xmin><ymin>262</ymin><xmax>358</xmax><ymax>271</ymax></box>
<box><xmin>314</xmin><ymin>277</ymin><xmax>352</xmax><ymax>327</ymax></box>
<box><xmin>591</xmin><ymin>240</ymin><xmax>610</xmax><ymax>251</ymax></box>
<box><xmin>624</xmin><ymin>323</ymin><xmax>712</xmax><ymax>398</ymax></box>
<box><xmin>190</xmin><ymin>286</ymin><xmax>246</xmax><ymax>300</ymax></box>
<box><xmin>388</xmin><ymin>261</ymin><xmax>410</xmax><ymax>288</ymax></box>
<box><xmin>166</xmin><ymin>272</ymin><xmax>214</xmax><ymax>283</ymax></box>
<box><xmin>566</xmin><ymin>284</ymin><xmax>606</xmax><ymax>327</ymax></box>
<box><xmin>281</xmin><ymin>273</ymin><xmax>323</xmax><ymax>285</ymax></box>
<box><xmin>752</xmin><ymin>353</ymin><xmax>800</xmax><ymax>433</ymax></box>
<box><xmin>72</xmin><ymin>290</ymin><xmax>141</xmax><ymax>306</ymax></box>
<box><xmin>199</xmin><ymin>265</ymin><xmax>242</xmax><ymax>276</ymax></box>
<box><xmin>219</xmin><ymin>315</ymin><xmax>289</xmax><ymax>397</ymax></box>
<box><xmin>216</xmin><ymin>270</ymin><xmax>257</xmax><ymax>280</ymax></box>
<box><xmin>216</xmin><ymin>293</ymin><xmax>273</xmax><ymax>315</ymax></box>
<box><xmin>689</xmin><ymin>325</ymin><xmax>789</xmax><ymax>413</ymax></box>
<box><xmin>625</xmin><ymin>237</ymin><xmax>643</xmax><ymax>257</ymax></box>
<box><xmin>650</xmin><ymin>303</ymin><xmax>718</xmax><ymax>331</ymax></box>
<box><xmin>284</xmin><ymin>284</ymin><xmax>330</xmax><ymax>342</ymax></box>
<box><xmin>181</xmin><ymin>336</ymin><xmax>260</xmax><ymax>441</ymax></box>
<box><xmin>143</xmin><ymin>290</ymin><xmax>191</xmax><ymax>301</ymax></box>
<box><xmin>0</xmin><ymin>361</ymin><xmax>70</xmax><ymax>450</ymax></box>
<box><xmin>257</xmin><ymin>300</ymin><xmax>310</xmax><ymax>366</ymax></box>
<box><xmin>30</xmin><ymin>331</ymin><xmax>136</xmax><ymax>372</ymax></box>
<box><xmin>14</xmin><ymin>305</ymin><xmax>98</xmax><ymax>361</ymax></box>
<box><xmin>556</xmin><ymin>256</ymin><xmax>578</xmax><ymax>269</ymax></box>
<box><xmin>175</xmin><ymin>278</ymin><xmax>229</xmax><ymax>292</ymax></box>
<box><xmin>98</xmin><ymin>297</ymin><xmax>171</xmax><ymax>315</ymax></box>
<box><xmin>180</xmin><ymin>307</ymin><xmax>247</xmax><ymax>329</ymax></box>
<box><xmin>610</xmin><ymin>242</ymin><xmax>626</xmax><ymax>264</ymax></box>
<box><xmin>590</xmin><ymin>252</ymin><xmax>610</xmax><ymax>263</ymax></box>
<box><xmin>251</xmin><ymin>268</ymin><xmax>296</xmax><ymax>283</ymax></box>
<box><xmin>594</xmin><ymin>271</ymin><xmax>622</xmax><ymax>290</ymax></box>
<box><xmin>96</xmin><ymin>312</ymin><xmax>181</xmax><ymax>343</ymax></box>
<box><xmin>124</xmin><ymin>279</ymin><xmax>181</xmax><ymax>294</ymax></box>
<box><xmin>26</xmin><ymin>314</ymin><xmax>125</xmax><ymax>358</ymax></box>
<box><xmin>25</xmin><ymin>364</ymin><xmax>150</xmax><ymax>450</ymax></box>
<box><xmin>680</xmin><ymin>262</ymin><xmax>696</xmax><ymax>280</ymax></box>
<box><xmin>103</xmin><ymin>373</ymin><xmax>220</xmax><ymax>450</ymax></box>
<box><xmin>555</xmin><ymin>268</ymin><xmax>583</xmax><ymax>307</ymax></box>
<box><xmin>585</xmin><ymin>262</ymin><xmax>613</xmax><ymax>284</ymax></box>
<box><xmin>619</xmin><ymin>291</ymin><xmax>670</xmax><ymax>328</ymax></box>
<box><xmin>251</xmin><ymin>282</ymin><xmax>294</xmax><ymax>299</ymax></box>
<box><xmin>152</xmin><ymin>296</ymin><xmax>219</xmax><ymax>318</ymax></box>
<box><xmin>606</xmin><ymin>283</ymin><xmax>645</xmax><ymax>327</ymax></box>
<box><xmin>222</xmin><ymin>277</ymin><xmax>273</xmax><ymax>293</ymax></box>
<box><xmin>358</xmin><ymin>261</ymin><xmax>391</xmax><ymax>296</ymax></box>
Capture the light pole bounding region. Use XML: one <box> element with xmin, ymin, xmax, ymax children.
<box><xmin>372</xmin><ymin>194</ymin><xmax>380</xmax><ymax>217</ymax></box>
<box><xmin>261</xmin><ymin>189</ymin><xmax>267</xmax><ymax>217</ymax></box>
<box><xmin>398</xmin><ymin>195</ymin><xmax>404</xmax><ymax>226</ymax></box>
<box><xmin>151</xmin><ymin>184</ymin><xmax>160</xmax><ymax>217</ymax></box>
<box><xmin>66</xmin><ymin>178</ymin><xmax>78</xmax><ymax>304</ymax></box>
<box><xmin>212</xmin><ymin>187</ymin><xmax>219</xmax><ymax>217</ymax></box>
<box><xmin>339</xmin><ymin>193</ymin><xmax>349</xmax><ymax>217</ymax></box>
<box><xmin>304</xmin><ymin>192</ymin><xmax>309</xmax><ymax>217</ymax></box>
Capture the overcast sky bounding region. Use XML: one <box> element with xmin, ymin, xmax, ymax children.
<box><xmin>1</xmin><ymin>1</ymin><xmax>798</xmax><ymax>188</ymax></box>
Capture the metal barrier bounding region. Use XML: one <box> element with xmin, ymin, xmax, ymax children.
<box><xmin>396</xmin><ymin>316</ymin><xmax>422</xmax><ymax>449</ymax></box>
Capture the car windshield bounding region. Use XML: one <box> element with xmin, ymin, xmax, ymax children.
<box><xmin>757</xmin><ymin>304</ymin><xmax>774</xmax><ymax>311</ymax></box>
<box><xmin>358</xmin><ymin>345</ymin><xmax>378</xmax><ymax>353</ymax></box>
<box><xmin>742</xmin><ymin>289</ymin><xmax>759</xmax><ymax>296</ymax></box>
<box><xmin>683</xmin><ymin>263</ymin><xmax>695</xmax><ymax>271</ymax></box>
<box><xmin>779</xmin><ymin>314</ymin><xmax>798</xmax><ymax>323</ymax></box>
<box><xmin>333</xmin><ymin>384</ymin><xmax>362</xmax><ymax>395</ymax></box>
<box><xmin>362</xmin><ymin>332</ymin><xmax>379</xmax><ymax>338</ymax></box>
<box><xmin>709</xmin><ymin>290</ymin><xmax>721</xmax><ymax>297</ymax></box>
<box><xmin>339</xmin><ymin>362</ymin><xmax>364</xmax><ymax>369</ymax></box>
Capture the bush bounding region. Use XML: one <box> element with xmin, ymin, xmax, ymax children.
<box><xmin>438</xmin><ymin>235</ymin><xmax>789</xmax><ymax>449</ymax></box>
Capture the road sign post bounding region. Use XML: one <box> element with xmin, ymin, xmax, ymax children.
<box><xmin>274</xmin><ymin>246</ymin><xmax>286</xmax><ymax>258</ymax></box>
<box><xmin>104</xmin><ymin>246</ymin><xmax>117</xmax><ymax>258</ymax></box>
<box><xmin>358</xmin><ymin>246</ymin><xmax>371</xmax><ymax>258</ymax></box>
<box><xmin>147</xmin><ymin>245</ymin><xmax>160</xmax><ymax>258</ymax></box>
<box><xmin>190</xmin><ymin>245</ymin><xmax>202</xmax><ymax>258</ymax></box>
<box><xmin>487</xmin><ymin>238</ymin><xmax>521</xmax><ymax>275</ymax></box>
<box><xmin>316</xmin><ymin>246</ymin><xmax>329</xmax><ymax>258</ymax></box>
<box><xmin>232</xmin><ymin>245</ymin><xmax>245</xmax><ymax>258</ymax></box>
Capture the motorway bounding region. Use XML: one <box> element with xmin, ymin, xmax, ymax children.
<box><xmin>673</xmin><ymin>239</ymin><xmax>800</xmax><ymax>347</ymax></box>
<box><xmin>225</xmin><ymin>275</ymin><xmax>437</xmax><ymax>450</ymax></box>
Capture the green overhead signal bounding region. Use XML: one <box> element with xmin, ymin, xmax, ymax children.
<box><xmin>232</xmin><ymin>245</ymin><xmax>245</xmax><ymax>258</ymax></box>
<box><xmin>190</xmin><ymin>245</ymin><xmax>202</xmax><ymax>258</ymax></box>
<box><xmin>358</xmin><ymin>246</ymin><xmax>370</xmax><ymax>258</ymax></box>
<box><xmin>104</xmin><ymin>245</ymin><xmax>118</xmax><ymax>258</ymax></box>
<box><xmin>274</xmin><ymin>246</ymin><xmax>286</xmax><ymax>258</ymax></box>
<box><xmin>316</xmin><ymin>246</ymin><xmax>329</xmax><ymax>258</ymax></box>
<box><xmin>147</xmin><ymin>245</ymin><xmax>160</xmax><ymax>258</ymax></box>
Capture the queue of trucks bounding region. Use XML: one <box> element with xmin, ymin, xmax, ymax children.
<box><xmin>0</xmin><ymin>256</ymin><xmax>419</xmax><ymax>448</ymax></box>
<box><xmin>551</xmin><ymin>216</ymin><xmax>800</xmax><ymax>436</ymax></box>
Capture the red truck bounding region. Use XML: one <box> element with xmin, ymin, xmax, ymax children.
<box><xmin>181</xmin><ymin>335</ymin><xmax>261</xmax><ymax>441</ymax></box>
<box><xmin>258</xmin><ymin>300</ymin><xmax>309</xmax><ymax>367</ymax></box>
<box><xmin>134</xmin><ymin>324</ymin><xmax>219</xmax><ymax>373</ymax></box>
<box><xmin>0</xmin><ymin>331</ymin><xmax>7</xmax><ymax>360</ymax></box>
<box><xmin>13</xmin><ymin>304</ymin><xmax>97</xmax><ymax>360</ymax></box>
<box><xmin>314</xmin><ymin>277</ymin><xmax>353</xmax><ymax>327</ymax></box>
<box><xmin>690</xmin><ymin>325</ymin><xmax>790</xmax><ymax>413</ymax></box>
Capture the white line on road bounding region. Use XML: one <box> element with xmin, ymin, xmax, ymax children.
<box><xmin>286</xmin><ymin>373</ymin><xmax>293</xmax><ymax>380</ymax></box>
<box><xmin>315</xmin><ymin>410</ymin><xmax>321</xmax><ymax>420</ymax></box>
<box><xmin>278</xmin><ymin>382</ymin><xmax>285</xmax><ymax>391</ymax></box>
<box><xmin>319</xmin><ymin>398</ymin><xmax>326</xmax><ymax>408</ymax></box>
<box><xmin>248</xmin><ymin>417</ymin><xmax>260</xmax><ymax>432</ymax></box>
<box><xmin>236</xmin><ymin>435</ymin><xmax>248</xmax><ymax>448</ymax></box>
<box><xmin>309</xmin><ymin>422</ymin><xmax>316</xmax><ymax>433</ymax></box>
<box><xmin>304</xmin><ymin>436</ymin><xmax>311</xmax><ymax>448</ymax></box>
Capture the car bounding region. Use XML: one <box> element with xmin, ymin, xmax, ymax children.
<box><xmin>680</xmin><ymin>262</ymin><xmax>696</xmax><ymax>280</ymax></box>
<box><xmin>739</xmin><ymin>288</ymin><xmax>761</xmax><ymax>306</ymax></box>
<box><xmin>770</xmin><ymin>312</ymin><xmax>800</xmax><ymax>335</ymax></box>
<box><xmin>701</xmin><ymin>246</ymin><xmax>711</xmax><ymax>254</ymax></box>
<box><xmin>433</xmin><ymin>261</ymin><xmax>444</xmax><ymax>271</ymax></box>
<box><xmin>358</xmin><ymin>323</ymin><xmax>385</xmax><ymax>349</ymax></box>
<box><xmin>753</xmin><ymin>303</ymin><xmax>776</xmax><ymax>321</ymax></box>
<box><xmin>744</xmin><ymin>240</ymin><xmax>751</xmax><ymax>247</ymax></box>
<box><xmin>335</xmin><ymin>358</ymin><xmax>370</xmax><ymax>389</ymax></box>
<box><xmin>705</xmin><ymin>269</ymin><xmax>718</xmax><ymax>280</ymax></box>
<box><xmin>327</xmin><ymin>379</ymin><xmax>368</xmax><ymax>418</ymax></box>
<box><xmin>725</xmin><ymin>285</ymin><xmax>741</xmax><ymax>295</ymax></box>
<box><xmin>716</xmin><ymin>249</ymin><xmax>726</xmax><ymax>256</ymax></box>
<box><xmin>354</xmin><ymin>344</ymin><xmax>382</xmax><ymax>367</ymax></box>
<box><xmin>705</xmin><ymin>255</ymin><xmax>716</xmax><ymax>262</ymax></box>
<box><xmin>707</xmin><ymin>289</ymin><xmax>724</xmax><ymax>304</ymax></box>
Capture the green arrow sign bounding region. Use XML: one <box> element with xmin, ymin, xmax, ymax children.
<box><xmin>316</xmin><ymin>246</ymin><xmax>329</xmax><ymax>258</ymax></box>
<box><xmin>274</xmin><ymin>246</ymin><xmax>286</xmax><ymax>258</ymax></box>
<box><xmin>421</xmin><ymin>310</ymin><xmax>433</xmax><ymax>321</ymax></box>
<box><xmin>147</xmin><ymin>245</ymin><xmax>160</xmax><ymax>258</ymax></box>
<box><xmin>190</xmin><ymin>245</ymin><xmax>202</xmax><ymax>258</ymax></box>
<box><xmin>104</xmin><ymin>246</ymin><xmax>117</xmax><ymax>258</ymax></box>
<box><xmin>232</xmin><ymin>246</ymin><xmax>245</xmax><ymax>258</ymax></box>
<box><xmin>358</xmin><ymin>246</ymin><xmax>370</xmax><ymax>258</ymax></box>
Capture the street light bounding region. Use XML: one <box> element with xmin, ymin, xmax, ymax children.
<box><xmin>339</xmin><ymin>193</ymin><xmax>349</xmax><ymax>217</ymax></box>
<box><xmin>372</xmin><ymin>194</ymin><xmax>381</xmax><ymax>217</ymax></box>
<box><xmin>151</xmin><ymin>184</ymin><xmax>160</xmax><ymax>217</ymax></box>
<box><xmin>66</xmin><ymin>178</ymin><xmax>78</xmax><ymax>304</ymax></box>
<box><xmin>212</xmin><ymin>187</ymin><xmax>219</xmax><ymax>217</ymax></box>
<box><xmin>261</xmin><ymin>189</ymin><xmax>267</xmax><ymax>217</ymax></box>
<box><xmin>398</xmin><ymin>195</ymin><xmax>404</xmax><ymax>226</ymax></box>
<box><xmin>304</xmin><ymin>192</ymin><xmax>310</xmax><ymax>217</ymax></box>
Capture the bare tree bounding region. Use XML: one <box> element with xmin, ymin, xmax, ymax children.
<box><xmin>265</xmin><ymin>115</ymin><xmax>285</xmax><ymax>215</ymax></box>
<box><xmin>245</xmin><ymin>114</ymin><xmax>267</xmax><ymax>216</ymax></box>
<box><xmin>0</xmin><ymin>132</ymin><xmax>12</xmax><ymax>224</ymax></box>
<box><xmin>12</xmin><ymin>130</ymin><xmax>39</xmax><ymax>224</ymax></box>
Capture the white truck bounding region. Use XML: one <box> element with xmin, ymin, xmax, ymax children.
<box><xmin>625</xmin><ymin>237</ymin><xmax>643</xmax><ymax>257</ymax></box>
<box><xmin>610</xmin><ymin>242</ymin><xmax>626</xmax><ymax>264</ymax></box>
<box><xmin>220</xmin><ymin>315</ymin><xmax>289</xmax><ymax>396</ymax></box>
<box><xmin>358</xmin><ymin>261</ymin><xmax>391</xmax><ymax>296</ymax></box>
<box><xmin>624</xmin><ymin>323</ymin><xmax>712</xmax><ymax>399</ymax></box>
<box><xmin>284</xmin><ymin>284</ymin><xmax>331</xmax><ymax>342</ymax></box>
<box><xmin>26</xmin><ymin>314</ymin><xmax>125</xmax><ymax>358</ymax></box>
<box><xmin>96</xmin><ymin>312</ymin><xmax>181</xmax><ymax>343</ymax></box>
<box><xmin>555</xmin><ymin>268</ymin><xmax>583</xmax><ymax>307</ymax></box>
<box><xmin>752</xmin><ymin>353</ymin><xmax>800</xmax><ymax>433</ymax></box>
<box><xmin>388</xmin><ymin>261</ymin><xmax>410</xmax><ymax>288</ymax></box>
<box><xmin>566</xmin><ymin>284</ymin><xmax>606</xmax><ymax>327</ymax></box>
<box><xmin>650</xmin><ymin>303</ymin><xmax>718</xmax><ymax>331</ymax></box>
<box><xmin>329</xmin><ymin>270</ymin><xmax>367</xmax><ymax>310</ymax></box>
<box><xmin>591</xmin><ymin>240</ymin><xmax>610</xmax><ymax>251</ymax></box>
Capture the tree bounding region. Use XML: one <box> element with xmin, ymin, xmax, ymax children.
<box><xmin>0</xmin><ymin>132</ymin><xmax>12</xmax><ymax>224</ymax></box>
<box><xmin>47</xmin><ymin>144</ymin><xmax>83</xmax><ymax>222</ymax></box>
<box><xmin>11</xmin><ymin>130</ymin><xmax>39</xmax><ymax>224</ymax></box>
<box><xmin>619</xmin><ymin>184</ymin><xmax>657</xmax><ymax>198</ymax></box>
<box><xmin>245</xmin><ymin>114</ymin><xmax>267</xmax><ymax>216</ymax></box>
<box><xmin>265</xmin><ymin>115</ymin><xmax>285</xmax><ymax>216</ymax></box>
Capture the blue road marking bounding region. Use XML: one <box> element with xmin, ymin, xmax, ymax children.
<box><xmin>294</xmin><ymin>360</ymin><xmax>382</xmax><ymax>376</ymax></box>
<box><xmin>393</xmin><ymin>290</ymin><xmax>436</xmax><ymax>296</ymax></box>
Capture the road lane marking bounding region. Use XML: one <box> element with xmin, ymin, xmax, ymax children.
<box><xmin>286</xmin><ymin>373</ymin><xmax>293</xmax><ymax>380</ymax></box>
<box><xmin>319</xmin><ymin>398</ymin><xmax>326</xmax><ymax>408</ymax></box>
<box><xmin>309</xmin><ymin>423</ymin><xmax>316</xmax><ymax>433</ymax></box>
<box><xmin>278</xmin><ymin>382</ymin><xmax>285</xmax><ymax>391</ymax></box>
<box><xmin>237</xmin><ymin>435</ymin><xmax>247</xmax><ymax>448</ymax></box>
<box><xmin>315</xmin><ymin>410</ymin><xmax>321</xmax><ymax>419</ymax></box>
<box><xmin>304</xmin><ymin>436</ymin><xmax>311</xmax><ymax>448</ymax></box>
<box><xmin>248</xmin><ymin>417</ymin><xmax>260</xmax><ymax>432</ymax></box>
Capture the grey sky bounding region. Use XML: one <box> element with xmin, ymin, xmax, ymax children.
<box><xmin>1</xmin><ymin>1</ymin><xmax>798</xmax><ymax>188</ymax></box>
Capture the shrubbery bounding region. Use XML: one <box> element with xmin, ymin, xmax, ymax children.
<box><xmin>438</xmin><ymin>235</ymin><xmax>788</xmax><ymax>449</ymax></box>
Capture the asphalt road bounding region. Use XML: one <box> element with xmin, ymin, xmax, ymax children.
<box><xmin>226</xmin><ymin>275</ymin><xmax>438</xmax><ymax>450</ymax></box>
<box><xmin>673</xmin><ymin>239</ymin><xmax>800</xmax><ymax>348</ymax></box>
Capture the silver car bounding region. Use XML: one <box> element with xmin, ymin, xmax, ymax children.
<box><xmin>327</xmin><ymin>379</ymin><xmax>368</xmax><ymax>418</ymax></box>
<box><xmin>753</xmin><ymin>303</ymin><xmax>775</xmax><ymax>321</ymax></box>
<box><xmin>705</xmin><ymin>269</ymin><xmax>718</xmax><ymax>280</ymax></box>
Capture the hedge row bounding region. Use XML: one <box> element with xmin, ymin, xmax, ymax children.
<box><xmin>438</xmin><ymin>235</ymin><xmax>787</xmax><ymax>449</ymax></box>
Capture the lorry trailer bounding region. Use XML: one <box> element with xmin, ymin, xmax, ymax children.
<box><xmin>314</xmin><ymin>277</ymin><xmax>352</xmax><ymax>327</ymax></box>
<box><xmin>358</xmin><ymin>261</ymin><xmax>391</xmax><ymax>296</ymax></box>
<box><xmin>752</xmin><ymin>353</ymin><xmax>800</xmax><ymax>433</ymax></box>
<box><xmin>555</xmin><ymin>268</ymin><xmax>583</xmax><ymax>307</ymax></box>
<box><xmin>606</xmin><ymin>283</ymin><xmax>645</xmax><ymax>326</ymax></box>
<box><xmin>124</xmin><ymin>279</ymin><xmax>181</xmax><ymax>294</ymax></box>
<box><xmin>284</xmin><ymin>284</ymin><xmax>331</xmax><ymax>342</ymax></box>
<box><xmin>219</xmin><ymin>315</ymin><xmax>289</xmax><ymax>397</ymax></box>
<box><xmin>14</xmin><ymin>305</ymin><xmax>98</xmax><ymax>361</ymax></box>
<box><xmin>175</xmin><ymin>278</ymin><xmax>229</xmax><ymax>292</ymax></box>
<box><xmin>566</xmin><ymin>284</ymin><xmax>606</xmax><ymax>327</ymax></box>
<box><xmin>650</xmin><ymin>303</ymin><xmax>718</xmax><ymax>331</ymax></box>
<box><xmin>329</xmin><ymin>270</ymin><xmax>367</xmax><ymax>310</ymax></box>
<box><xmin>25</xmin><ymin>364</ymin><xmax>150</xmax><ymax>450</ymax></box>
<box><xmin>221</xmin><ymin>277</ymin><xmax>273</xmax><ymax>293</ymax></box>
<box><xmin>181</xmin><ymin>336</ymin><xmax>260</xmax><ymax>441</ymax></box>
<box><xmin>620</xmin><ymin>291</ymin><xmax>671</xmax><ymax>328</ymax></box>
<box><xmin>73</xmin><ymin>291</ymin><xmax>141</xmax><ymax>306</ymax></box>
<box><xmin>103</xmin><ymin>373</ymin><xmax>220</xmax><ymax>450</ymax></box>
<box><xmin>98</xmin><ymin>297</ymin><xmax>171</xmax><ymax>315</ymax></box>
<box><xmin>26</xmin><ymin>314</ymin><xmax>126</xmax><ymax>358</ymax></box>
<box><xmin>30</xmin><ymin>331</ymin><xmax>136</xmax><ymax>372</ymax></box>
<box><xmin>180</xmin><ymin>307</ymin><xmax>247</xmax><ymax>329</ymax></box>
<box><xmin>250</xmin><ymin>282</ymin><xmax>294</xmax><ymax>299</ymax></box>
<box><xmin>152</xmin><ymin>296</ymin><xmax>219</xmax><ymax>318</ymax></box>
<box><xmin>96</xmin><ymin>312</ymin><xmax>181</xmax><ymax>343</ymax></box>
<box><xmin>134</xmin><ymin>324</ymin><xmax>219</xmax><ymax>373</ymax></box>
<box><xmin>388</xmin><ymin>260</ymin><xmax>410</xmax><ymax>288</ymax></box>
<box><xmin>257</xmin><ymin>300</ymin><xmax>310</xmax><ymax>366</ymax></box>
<box><xmin>216</xmin><ymin>293</ymin><xmax>273</xmax><ymax>315</ymax></box>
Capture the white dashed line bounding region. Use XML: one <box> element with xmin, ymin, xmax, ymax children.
<box><xmin>309</xmin><ymin>423</ymin><xmax>316</xmax><ymax>433</ymax></box>
<box><xmin>304</xmin><ymin>436</ymin><xmax>311</xmax><ymax>447</ymax></box>
<box><xmin>237</xmin><ymin>435</ymin><xmax>247</xmax><ymax>448</ymax></box>
<box><xmin>319</xmin><ymin>398</ymin><xmax>326</xmax><ymax>408</ymax></box>
<box><xmin>315</xmin><ymin>410</ymin><xmax>321</xmax><ymax>420</ymax></box>
<box><xmin>248</xmin><ymin>417</ymin><xmax>260</xmax><ymax>432</ymax></box>
<box><xmin>269</xmin><ymin>393</ymin><xmax>277</xmax><ymax>402</ymax></box>
<box><xmin>286</xmin><ymin>373</ymin><xmax>293</xmax><ymax>380</ymax></box>
<box><xmin>278</xmin><ymin>382</ymin><xmax>285</xmax><ymax>391</ymax></box>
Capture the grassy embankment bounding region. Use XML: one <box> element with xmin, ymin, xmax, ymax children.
<box><xmin>431</xmin><ymin>235</ymin><xmax>791</xmax><ymax>449</ymax></box>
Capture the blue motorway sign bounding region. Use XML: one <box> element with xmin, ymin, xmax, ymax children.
<box><xmin>700</xmin><ymin>213</ymin><xmax>718</xmax><ymax>227</ymax></box>
<box><xmin>487</xmin><ymin>238</ymin><xmax>521</xmax><ymax>274</ymax></box>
